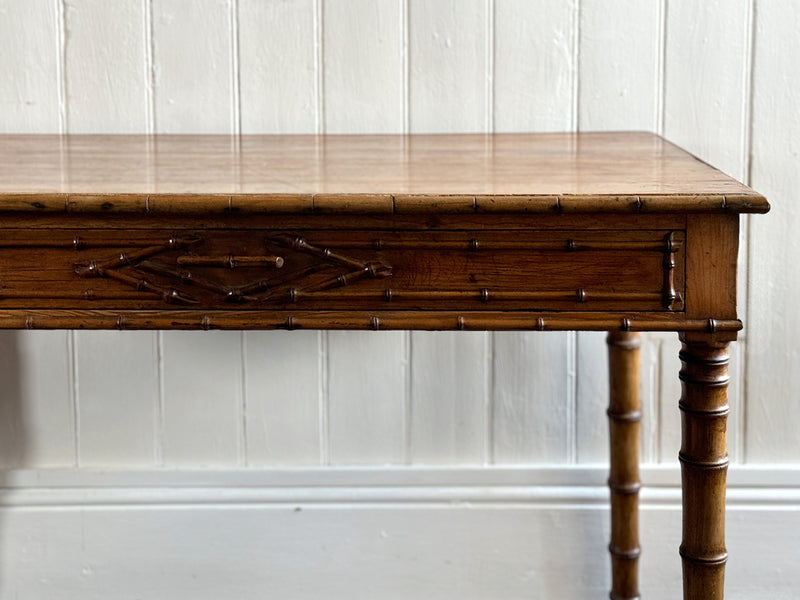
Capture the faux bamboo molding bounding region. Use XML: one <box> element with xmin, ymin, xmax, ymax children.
<box><xmin>677</xmin><ymin>337</ymin><xmax>730</xmax><ymax>600</ymax></box>
<box><xmin>607</xmin><ymin>332</ymin><xmax>642</xmax><ymax>600</ymax></box>
<box><xmin>0</xmin><ymin>311</ymin><xmax>742</xmax><ymax>332</ymax></box>
<box><xmin>0</xmin><ymin>192</ymin><xmax>768</xmax><ymax>215</ymax></box>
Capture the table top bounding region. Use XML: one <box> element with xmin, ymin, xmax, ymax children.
<box><xmin>0</xmin><ymin>132</ymin><xmax>767</xmax><ymax>215</ymax></box>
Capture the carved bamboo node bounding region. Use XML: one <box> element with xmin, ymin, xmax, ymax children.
<box><xmin>721</xmin><ymin>195</ymin><xmax>728</xmax><ymax>210</ymax></box>
<box><xmin>566</xmin><ymin>239</ymin><xmax>576</xmax><ymax>251</ymax></box>
<box><xmin>289</xmin><ymin>288</ymin><xmax>297</xmax><ymax>303</ymax></box>
<box><xmin>621</xmin><ymin>317</ymin><xmax>631</xmax><ymax>331</ymax></box>
<box><xmin>457</xmin><ymin>315</ymin><xmax>465</xmax><ymax>330</ymax></box>
<box><xmin>678</xmin><ymin>452</ymin><xmax>729</xmax><ymax>470</ymax></box>
<box><xmin>370</xmin><ymin>316</ymin><xmax>380</xmax><ymax>330</ymax></box>
<box><xmin>536</xmin><ymin>317</ymin><xmax>545</xmax><ymax>331</ymax></box>
<box><xmin>678</xmin><ymin>367</ymin><xmax>730</xmax><ymax>387</ymax></box>
<box><xmin>115</xmin><ymin>315</ymin><xmax>125</xmax><ymax>330</ymax></box>
<box><xmin>25</xmin><ymin>315</ymin><xmax>34</xmax><ymax>329</ymax></box>
<box><xmin>608</xmin><ymin>480</ymin><xmax>642</xmax><ymax>495</ymax></box>
<box><xmin>469</xmin><ymin>238</ymin><xmax>479</xmax><ymax>251</ymax></box>
<box><xmin>707</xmin><ymin>318</ymin><xmax>718</xmax><ymax>333</ymax></box>
<box><xmin>285</xmin><ymin>316</ymin><xmax>295</xmax><ymax>330</ymax></box>
<box><xmin>635</xmin><ymin>196</ymin><xmax>643</xmax><ymax>211</ymax></box>
<box><xmin>606</xmin><ymin>408</ymin><xmax>642</xmax><ymax>423</ymax></box>
<box><xmin>201</xmin><ymin>315</ymin><xmax>211</xmax><ymax>330</ymax></box>
<box><xmin>480</xmin><ymin>288</ymin><xmax>489</xmax><ymax>303</ymax></box>
<box><xmin>83</xmin><ymin>289</ymin><xmax>96</xmax><ymax>301</ymax></box>
<box><xmin>678</xmin><ymin>547</ymin><xmax>728</xmax><ymax>566</ymax></box>
<box><xmin>73</xmin><ymin>235</ymin><xmax>84</xmax><ymax>250</ymax></box>
<box><xmin>75</xmin><ymin>260</ymin><xmax>100</xmax><ymax>277</ymax></box>
<box><xmin>385</xmin><ymin>289</ymin><xmax>393</xmax><ymax>302</ymax></box>
<box><xmin>372</xmin><ymin>239</ymin><xmax>383</xmax><ymax>250</ymax></box>
<box><xmin>608</xmin><ymin>544</ymin><xmax>642</xmax><ymax>560</ymax></box>
<box><xmin>336</xmin><ymin>274</ymin><xmax>347</xmax><ymax>286</ymax></box>
<box><xmin>678</xmin><ymin>401</ymin><xmax>730</xmax><ymax>418</ymax></box>
<box><xmin>576</xmin><ymin>288</ymin><xmax>587</xmax><ymax>302</ymax></box>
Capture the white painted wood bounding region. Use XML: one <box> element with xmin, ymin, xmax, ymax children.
<box><xmin>238</xmin><ymin>0</ymin><xmax>317</xmax><ymax>133</ymax></box>
<box><xmin>575</xmin><ymin>331</ymin><xmax>608</xmax><ymax>463</ymax></box>
<box><xmin>578</xmin><ymin>0</ymin><xmax>660</xmax><ymax>131</ymax></box>
<box><xmin>327</xmin><ymin>332</ymin><xmax>406</xmax><ymax>464</ymax></box>
<box><xmin>244</xmin><ymin>331</ymin><xmax>321</xmax><ymax>466</ymax></box>
<box><xmin>151</xmin><ymin>0</ymin><xmax>234</xmax><ymax>133</ymax></box>
<box><xmin>493</xmin><ymin>0</ymin><xmax>575</xmax><ymax>132</ymax></box>
<box><xmin>62</xmin><ymin>0</ymin><xmax>148</xmax><ymax>133</ymax></box>
<box><xmin>0</xmin><ymin>332</ymin><xmax>74</xmax><ymax>467</ymax></box>
<box><xmin>75</xmin><ymin>332</ymin><xmax>158</xmax><ymax>466</ymax></box>
<box><xmin>0</xmin><ymin>0</ymin><xmax>60</xmax><ymax>133</ymax></box>
<box><xmin>160</xmin><ymin>331</ymin><xmax>243</xmax><ymax>466</ymax></box>
<box><xmin>746</xmin><ymin>0</ymin><xmax>800</xmax><ymax>462</ymax></box>
<box><xmin>664</xmin><ymin>0</ymin><xmax>750</xmax><ymax>180</ymax></box>
<box><xmin>493</xmin><ymin>332</ymin><xmax>570</xmax><ymax>463</ymax></box>
<box><xmin>0</xmin><ymin>467</ymin><xmax>798</xmax><ymax>600</ymax></box>
<box><xmin>323</xmin><ymin>0</ymin><xmax>404</xmax><ymax>133</ymax></box>
<box><xmin>408</xmin><ymin>0</ymin><xmax>487</xmax><ymax>132</ymax></box>
<box><xmin>409</xmin><ymin>332</ymin><xmax>487</xmax><ymax>464</ymax></box>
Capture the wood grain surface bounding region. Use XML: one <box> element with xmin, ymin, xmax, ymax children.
<box><xmin>0</xmin><ymin>133</ymin><xmax>767</xmax><ymax>212</ymax></box>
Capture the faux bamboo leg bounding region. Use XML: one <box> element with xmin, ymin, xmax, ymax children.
<box><xmin>606</xmin><ymin>331</ymin><xmax>641</xmax><ymax>600</ymax></box>
<box><xmin>678</xmin><ymin>334</ymin><xmax>730</xmax><ymax>600</ymax></box>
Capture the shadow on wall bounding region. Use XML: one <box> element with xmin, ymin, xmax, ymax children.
<box><xmin>0</xmin><ymin>331</ymin><xmax>24</xmax><ymax>592</ymax></box>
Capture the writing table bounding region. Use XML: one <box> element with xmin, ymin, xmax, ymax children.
<box><xmin>0</xmin><ymin>132</ymin><xmax>769</xmax><ymax>599</ymax></box>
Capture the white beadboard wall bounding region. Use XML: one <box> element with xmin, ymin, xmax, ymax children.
<box><xmin>0</xmin><ymin>1</ymin><xmax>798</xmax><ymax>598</ymax></box>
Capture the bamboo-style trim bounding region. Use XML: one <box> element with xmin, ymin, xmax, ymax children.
<box><xmin>0</xmin><ymin>192</ymin><xmax>769</xmax><ymax>215</ymax></box>
<box><xmin>607</xmin><ymin>331</ymin><xmax>642</xmax><ymax>600</ymax></box>
<box><xmin>677</xmin><ymin>336</ymin><xmax>730</xmax><ymax>600</ymax></box>
<box><xmin>285</xmin><ymin>289</ymin><xmax>666</xmax><ymax>305</ymax></box>
<box><xmin>312</xmin><ymin>238</ymin><xmax>684</xmax><ymax>252</ymax></box>
<box><xmin>0</xmin><ymin>311</ymin><xmax>742</xmax><ymax>332</ymax></box>
<box><xmin>176</xmin><ymin>255</ymin><xmax>284</xmax><ymax>269</ymax></box>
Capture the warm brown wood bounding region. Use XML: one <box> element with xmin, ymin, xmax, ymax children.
<box><xmin>0</xmin><ymin>228</ymin><xmax>684</xmax><ymax>313</ymax></box>
<box><xmin>678</xmin><ymin>334</ymin><xmax>730</xmax><ymax>600</ymax></box>
<box><xmin>0</xmin><ymin>133</ymin><xmax>769</xmax><ymax>599</ymax></box>
<box><xmin>0</xmin><ymin>133</ymin><xmax>767</xmax><ymax>213</ymax></box>
<box><xmin>607</xmin><ymin>332</ymin><xmax>642</xmax><ymax>600</ymax></box>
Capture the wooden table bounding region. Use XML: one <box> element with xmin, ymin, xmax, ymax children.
<box><xmin>0</xmin><ymin>132</ymin><xmax>769</xmax><ymax>599</ymax></box>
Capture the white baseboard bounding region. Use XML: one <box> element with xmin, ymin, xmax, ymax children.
<box><xmin>0</xmin><ymin>466</ymin><xmax>798</xmax><ymax>599</ymax></box>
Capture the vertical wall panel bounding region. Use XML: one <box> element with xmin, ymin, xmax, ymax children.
<box><xmin>0</xmin><ymin>0</ymin><xmax>60</xmax><ymax>133</ymax></box>
<box><xmin>238</xmin><ymin>0</ymin><xmax>316</xmax><ymax>133</ymax></box>
<box><xmin>323</xmin><ymin>0</ymin><xmax>404</xmax><ymax>133</ymax></box>
<box><xmin>576</xmin><ymin>1</ymin><xmax>662</xmax><ymax>463</ymax></box>
<box><xmin>494</xmin><ymin>0</ymin><xmax>574</xmax><ymax>132</ymax></box>
<box><xmin>327</xmin><ymin>332</ymin><xmax>406</xmax><ymax>464</ymax></box>
<box><xmin>747</xmin><ymin>0</ymin><xmax>800</xmax><ymax>462</ymax></box>
<box><xmin>663</xmin><ymin>0</ymin><xmax>750</xmax><ymax>463</ymax></box>
<box><xmin>664</xmin><ymin>1</ymin><xmax>750</xmax><ymax>179</ymax></box>
<box><xmin>151</xmin><ymin>0</ymin><xmax>234</xmax><ymax>133</ymax></box>
<box><xmin>63</xmin><ymin>0</ymin><xmax>148</xmax><ymax>133</ymax></box>
<box><xmin>161</xmin><ymin>332</ymin><xmax>243</xmax><ymax>466</ymax></box>
<box><xmin>410</xmin><ymin>332</ymin><xmax>487</xmax><ymax>464</ymax></box>
<box><xmin>492</xmin><ymin>1</ymin><xmax>576</xmax><ymax>464</ymax></box>
<box><xmin>408</xmin><ymin>0</ymin><xmax>487</xmax><ymax>132</ymax></box>
<box><xmin>493</xmin><ymin>333</ymin><xmax>570</xmax><ymax>463</ymax></box>
<box><xmin>61</xmin><ymin>1</ymin><xmax>158</xmax><ymax>467</ymax></box>
<box><xmin>579</xmin><ymin>0</ymin><xmax>660</xmax><ymax>131</ymax></box>
<box><xmin>0</xmin><ymin>332</ymin><xmax>74</xmax><ymax>467</ymax></box>
<box><xmin>75</xmin><ymin>332</ymin><xmax>158</xmax><ymax>466</ymax></box>
<box><xmin>245</xmin><ymin>331</ymin><xmax>321</xmax><ymax>466</ymax></box>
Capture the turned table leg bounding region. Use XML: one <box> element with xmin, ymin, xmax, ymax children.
<box><xmin>679</xmin><ymin>334</ymin><xmax>730</xmax><ymax>600</ymax></box>
<box><xmin>607</xmin><ymin>331</ymin><xmax>641</xmax><ymax>600</ymax></box>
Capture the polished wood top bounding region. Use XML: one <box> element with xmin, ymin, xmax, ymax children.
<box><xmin>0</xmin><ymin>132</ymin><xmax>767</xmax><ymax>214</ymax></box>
